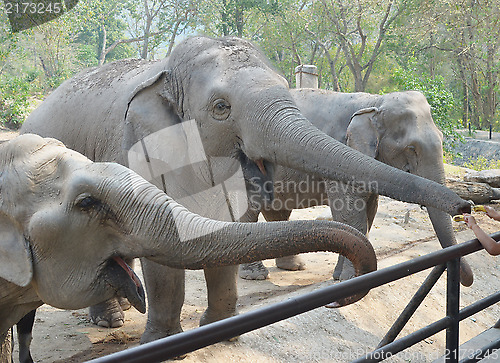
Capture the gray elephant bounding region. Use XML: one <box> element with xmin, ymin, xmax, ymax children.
<box><xmin>239</xmin><ymin>89</ymin><xmax>473</xmax><ymax>287</ymax></box>
<box><xmin>0</xmin><ymin>134</ymin><xmax>378</xmax><ymax>362</ymax></box>
<box><xmin>21</xmin><ymin>36</ymin><xmax>471</xmax><ymax>343</ymax></box>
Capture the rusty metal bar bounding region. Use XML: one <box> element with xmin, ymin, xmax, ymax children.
<box><xmin>88</xmin><ymin>233</ymin><xmax>500</xmax><ymax>363</ymax></box>
<box><xmin>377</xmin><ymin>264</ymin><xmax>446</xmax><ymax>348</ymax></box>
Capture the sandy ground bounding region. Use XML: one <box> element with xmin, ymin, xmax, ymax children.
<box><xmin>4</xmin><ymin>129</ymin><xmax>499</xmax><ymax>362</ymax></box>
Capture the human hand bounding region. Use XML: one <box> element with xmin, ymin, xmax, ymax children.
<box><xmin>485</xmin><ymin>206</ymin><xmax>500</xmax><ymax>221</ymax></box>
<box><xmin>463</xmin><ymin>214</ymin><xmax>478</xmax><ymax>229</ymax></box>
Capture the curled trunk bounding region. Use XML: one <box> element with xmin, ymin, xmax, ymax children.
<box><xmin>96</xmin><ymin>164</ymin><xmax>377</xmax><ymax>306</ymax></box>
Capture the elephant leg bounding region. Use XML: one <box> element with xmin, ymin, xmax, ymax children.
<box><xmin>238</xmin><ymin>209</ymin><xmax>272</xmax><ymax>280</ymax></box>
<box><xmin>140</xmin><ymin>259</ymin><xmax>185</xmax><ymax>344</ymax></box>
<box><xmin>334</xmin><ymin>196</ymin><xmax>378</xmax><ymax>281</ymax></box>
<box><xmin>200</xmin><ymin>265</ymin><xmax>239</xmax><ymax>330</ymax></box>
<box><xmin>17</xmin><ymin>309</ymin><xmax>36</xmax><ymax>363</ymax></box>
<box><xmin>366</xmin><ymin>194</ymin><xmax>379</xmax><ymax>233</ymax></box>
<box><xmin>328</xmin><ymin>182</ymin><xmax>370</xmax><ymax>281</ymax></box>
<box><xmin>262</xmin><ymin>209</ymin><xmax>305</xmax><ymax>271</ymax></box>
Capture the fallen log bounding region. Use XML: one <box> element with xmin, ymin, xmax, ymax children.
<box><xmin>445</xmin><ymin>178</ymin><xmax>500</xmax><ymax>204</ymax></box>
<box><xmin>464</xmin><ymin>169</ymin><xmax>500</xmax><ymax>188</ymax></box>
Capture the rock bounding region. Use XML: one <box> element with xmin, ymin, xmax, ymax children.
<box><xmin>464</xmin><ymin>169</ymin><xmax>500</xmax><ymax>188</ymax></box>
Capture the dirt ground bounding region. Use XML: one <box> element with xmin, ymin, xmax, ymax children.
<box><xmin>5</xmin><ymin>129</ymin><xmax>500</xmax><ymax>362</ymax></box>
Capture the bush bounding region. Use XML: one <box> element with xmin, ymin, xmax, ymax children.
<box><xmin>0</xmin><ymin>75</ymin><xmax>34</xmax><ymax>129</ymax></box>
<box><xmin>390</xmin><ymin>62</ymin><xmax>464</xmax><ymax>154</ymax></box>
<box><xmin>464</xmin><ymin>156</ymin><xmax>500</xmax><ymax>171</ymax></box>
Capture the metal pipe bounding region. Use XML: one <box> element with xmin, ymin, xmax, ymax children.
<box><xmin>446</xmin><ymin>257</ymin><xmax>461</xmax><ymax>362</ymax></box>
<box><xmin>377</xmin><ymin>264</ymin><xmax>446</xmax><ymax>348</ymax></box>
<box><xmin>354</xmin><ymin>290</ymin><xmax>500</xmax><ymax>362</ymax></box>
<box><xmin>88</xmin><ymin>234</ymin><xmax>499</xmax><ymax>363</ymax></box>
<box><xmin>459</xmin><ymin>291</ymin><xmax>500</xmax><ymax>321</ymax></box>
<box><xmin>353</xmin><ymin>317</ymin><xmax>453</xmax><ymax>363</ymax></box>
<box><xmin>459</xmin><ymin>337</ymin><xmax>500</xmax><ymax>363</ymax></box>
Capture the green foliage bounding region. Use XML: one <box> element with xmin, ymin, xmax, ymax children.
<box><xmin>0</xmin><ymin>0</ymin><xmax>498</xmax><ymax>133</ymax></box>
<box><xmin>389</xmin><ymin>62</ymin><xmax>464</xmax><ymax>154</ymax></box>
<box><xmin>0</xmin><ymin>75</ymin><xmax>37</xmax><ymax>128</ymax></box>
<box><xmin>464</xmin><ymin>156</ymin><xmax>500</xmax><ymax>171</ymax></box>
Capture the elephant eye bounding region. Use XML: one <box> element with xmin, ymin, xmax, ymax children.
<box><xmin>211</xmin><ymin>98</ymin><xmax>231</xmax><ymax>121</ymax></box>
<box><xmin>75</xmin><ymin>194</ymin><xmax>101</xmax><ymax>210</ymax></box>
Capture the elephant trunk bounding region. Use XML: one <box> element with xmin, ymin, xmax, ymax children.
<box><xmin>418</xmin><ymin>163</ymin><xmax>474</xmax><ymax>287</ymax></box>
<box><xmin>96</xmin><ymin>163</ymin><xmax>377</xmax><ymax>306</ymax></box>
<box><xmin>244</xmin><ymin>92</ymin><xmax>470</xmax><ymax>217</ymax></box>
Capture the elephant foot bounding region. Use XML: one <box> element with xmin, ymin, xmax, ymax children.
<box><xmin>89</xmin><ymin>298</ymin><xmax>124</xmax><ymax>328</ymax></box>
<box><xmin>141</xmin><ymin>325</ymin><xmax>187</xmax><ymax>359</ymax></box>
<box><xmin>118</xmin><ymin>297</ymin><xmax>131</xmax><ymax>311</ymax></box>
<box><xmin>239</xmin><ymin>261</ymin><xmax>269</xmax><ymax>280</ymax></box>
<box><xmin>200</xmin><ymin>308</ymin><xmax>239</xmax><ymax>341</ymax></box>
<box><xmin>275</xmin><ymin>255</ymin><xmax>305</xmax><ymax>271</ymax></box>
<box><xmin>141</xmin><ymin>325</ymin><xmax>183</xmax><ymax>344</ymax></box>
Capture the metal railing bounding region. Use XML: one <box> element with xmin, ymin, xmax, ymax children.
<box><xmin>88</xmin><ymin>232</ymin><xmax>500</xmax><ymax>363</ymax></box>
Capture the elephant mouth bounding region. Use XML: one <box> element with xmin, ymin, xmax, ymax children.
<box><xmin>102</xmin><ymin>257</ymin><xmax>146</xmax><ymax>314</ymax></box>
<box><xmin>238</xmin><ymin>151</ymin><xmax>274</xmax><ymax>206</ymax></box>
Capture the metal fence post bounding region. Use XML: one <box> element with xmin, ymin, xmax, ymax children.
<box><xmin>445</xmin><ymin>257</ymin><xmax>460</xmax><ymax>362</ymax></box>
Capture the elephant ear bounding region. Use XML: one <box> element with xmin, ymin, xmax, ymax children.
<box><xmin>346</xmin><ymin>107</ymin><xmax>380</xmax><ymax>158</ymax></box>
<box><xmin>0</xmin><ymin>211</ymin><xmax>33</xmax><ymax>286</ymax></box>
<box><xmin>122</xmin><ymin>70</ymin><xmax>183</xmax><ymax>154</ymax></box>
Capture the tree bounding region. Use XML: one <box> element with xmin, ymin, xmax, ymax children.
<box><xmin>405</xmin><ymin>0</ymin><xmax>500</xmax><ymax>130</ymax></box>
<box><xmin>390</xmin><ymin>61</ymin><xmax>464</xmax><ymax>153</ymax></box>
<box><xmin>198</xmin><ymin>0</ymin><xmax>280</xmax><ymax>38</ymax></box>
<box><xmin>452</xmin><ymin>0</ymin><xmax>500</xmax><ymax>129</ymax></box>
<box><xmin>73</xmin><ymin>0</ymin><xmax>135</xmax><ymax>65</ymax></box>
<box><xmin>125</xmin><ymin>0</ymin><xmax>197</xmax><ymax>59</ymax></box>
<box><xmin>317</xmin><ymin>0</ymin><xmax>408</xmax><ymax>92</ymax></box>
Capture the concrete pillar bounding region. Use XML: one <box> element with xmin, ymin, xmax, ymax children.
<box><xmin>295</xmin><ymin>65</ymin><xmax>318</xmax><ymax>89</ymax></box>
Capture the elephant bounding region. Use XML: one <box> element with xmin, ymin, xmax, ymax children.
<box><xmin>239</xmin><ymin>88</ymin><xmax>474</xmax><ymax>287</ymax></box>
<box><xmin>15</xmin><ymin>311</ymin><xmax>35</xmax><ymax>363</ymax></box>
<box><xmin>0</xmin><ymin>134</ymin><xmax>378</xmax><ymax>362</ymax></box>
<box><xmin>21</xmin><ymin>36</ymin><xmax>471</xmax><ymax>344</ymax></box>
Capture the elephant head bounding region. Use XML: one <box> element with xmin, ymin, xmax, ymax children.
<box><xmin>0</xmin><ymin>134</ymin><xmax>377</xmax><ymax>333</ymax></box>
<box><xmin>124</xmin><ymin>37</ymin><xmax>470</xmax><ymax>219</ymax></box>
<box><xmin>346</xmin><ymin>91</ymin><xmax>473</xmax><ymax>286</ymax></box>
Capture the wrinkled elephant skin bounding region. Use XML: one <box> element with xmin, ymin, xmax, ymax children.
<box><xmin>240</xmin><ymin>89</ymin><xmax>473</xmax><ymax>287</ymax></box>
<box><xmin>21</xmin><ymin>36</ymin><xmax>470</xmax><ymax>343</ymax></box>
<box><xmin>1</xmin><ymin>135</ymin><xmax>378</xmax><ymax>362</ymax></box>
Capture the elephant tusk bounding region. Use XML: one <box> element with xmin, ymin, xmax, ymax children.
<box><xmin>255</xmin><ymin>159</ymin><xmax>267</xmax><ymax>176</ymax></box>
<box><xmin>112</xmin><ymin>256</ymin><xmax>142</xmax><ymax>289</ymax></box>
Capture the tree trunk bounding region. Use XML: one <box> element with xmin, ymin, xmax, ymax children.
<box><xmin>141</xmin><ymin>18</ymin><xmax>152</xmax><ymax>59</ymax></box>
<box><xmin>446</xmin><ymin>178</ymin><xmax>500</xmax><ymax>204</ymax></box>
<box><xmin>98</xmin><ymin>25</ymin><xmax>107</xmax><ymax>66</ymax></box>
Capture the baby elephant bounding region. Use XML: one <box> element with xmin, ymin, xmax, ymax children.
<box><xmin>1</xmin><ymin>134</ymin><xmax>377</xmax><ymax>362</ymax></box>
